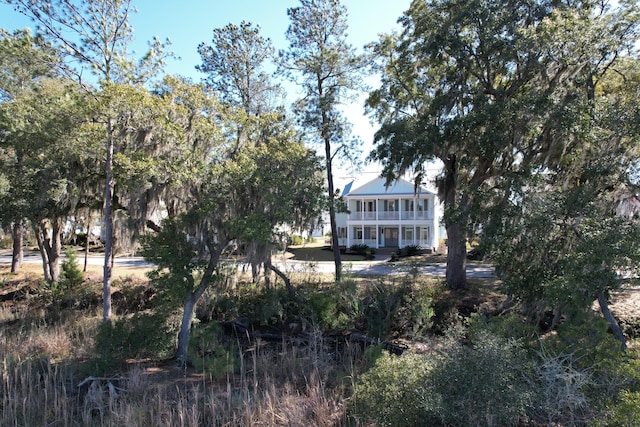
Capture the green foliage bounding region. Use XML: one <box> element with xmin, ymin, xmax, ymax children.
<box><xmin>360</xmin><ymin>281</ymin><xmax>407</xmax><ymax>338</ymax></box>
<box><xmin>289</xmin><ymin>234</ymin><xmax>304</xmax><ymax>246</ymax></box>
<box><xmin>45</xmin><ymin>248</ymin><xmax>85</xmax><ymax>301</ymax></box>
<box><xmin>606</xmin><ymin>391</ymin><xmax>640</xmax><ymax>427</ymax></box>
<box><xmin>189</xmin><ymin>322</ymin><xmax>238</xmax><ymax>379</ymax></box>
<box><xmin>351</xmin><ymin>351</ymin><xmax>434</xmax><ymax>427</ymax></box>
<box><xmin>95</xmin><ymin>313</ymin><xmax>177</xmax><ymax>364</ymax></box>
<box><xmin>467</xmin><ymin>312</ymin><xmax>538</xmax><ymax>344</ymax></box>
<box><xmin>352</xmin><ymin>329</ymin><xmax>533</xmax><ymax>426</ymax></box>
<box><xmin>308</xmin><ymin>290</ymin><xmax>355</xmax><ymax>331</ymax></box>
<box><xmin>349</xmin><ymin>244</ymin><xmax>373</xmax><ymax>255</ymax></box>
<box><xmin>59</xmin><ymin>248</ymin><xmax>83</xmax><ymax>289</ymax></box>
<box><xmin>428</xmin><ymin>329</ymin><xmax>533</xmax><ymax>426</ymax></box>
<box><xmin>401</xmin><ymin>244</ymin><xmax>421</xmax><ymax>257</ymax></box>
<box><xmin>214</xmin><ymin>284</ymin><xmax>293</xmax><ymax>327</ymax></box>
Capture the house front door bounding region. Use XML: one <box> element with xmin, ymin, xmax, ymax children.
<box><xmin>383</xmin><ymin>227</ymin><xmax>399</xmax><ymax>248</ymax></box>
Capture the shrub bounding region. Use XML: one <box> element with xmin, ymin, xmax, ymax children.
<box><xmin>289</xmin><ymin>234</ymin><xmax>304</xmax><ymax>246</ymax></box>
<box><xmin>350</xmin><ymin>244</ymin><xmax>374</xmax><ymax>256</ymax></box>
<box><xmin>47</xmin><ymin>248</ymin><xmax>85</xmax><ymax>302</ymax></box>
<box><xmin>95</xmin><ymin>312</ymin><xmax>177</xmax><ymax>370</ymax></box>
<box><xmin>189</xmin><ymin>322</ymin><xmax>239</xmax><ymax>379</ymax></box>
<box><xmin>402</xmin><ymin>244</ymin><xmax>422</xmax><ymax>257</ymax></box>
<box><xmin>308</xmin><ymin>281</ymin><xmax>359</xmax><ymax>331</ymax></box>
<box><xmin>361</xmin><ymin>280</ymin><xmax>408</xmax><ymax>338</ymax></box>
<box><xmin>351</xmin><ymin>350</ymin><xmax>435</xmax><ymax>426</ymax></box>
<box><xmin>604</xmin><ymin>391</ymin><xmax>640</xmax><ymax>426</ymax></box>
<box><xmin>429</xmin><ymin>329</ymin><xmax>533</xmax><ymax>426</ymax></box>
<box><xmin>59</xmin><ymin>248</ymin><xmax>84</xmax><ymax>289</ymax></box>
<box><xmin>529</xmin><ymin>348</ymin><xmax>592</xmax><ymax>425</ymax></box>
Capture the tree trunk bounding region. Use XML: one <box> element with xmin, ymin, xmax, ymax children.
<box><xmin>175</xmin><ymin>246</ymin><xmax>223</xmax><ymax>364</ymax></box>
<box><xmin>84</xmin><ymin>219</ymin><xmax>91</xmax><ymax>272</ymax></box>
<box><xmin>47</xmin><ymin>218</ymin><xmax>63</xmax><ymax>283</ymax></box>
<box><xmin>265</xmin><ymin>261</ymin><xmax>297</xmax><ymax>299</ymax></box>
<box><xmin>34</xmin><ymin>221</ymin><xmax>52</xmax><ymax>282</ymax></box>
<box><xmin>176</xmin><ymin>291</ymin><xmax>199</xmax><ymax>365</ymax></box>
<box><xmin>445</xmin><ymin>221</ymin><xmax>467</xmax><ymax>290</ymax></box>
<box><xmin>103</xmin><ymin>117</ymin><xmax>115</xmax><ymax>324</ymax></box>
<box><xmin>325</xmin><ymin>145</ymin><xmax>342</xmax><ymax>282</ymax></box>
<box><xmin>597</xmin><ymin>291</ymin><xmax>627</xmax><ymax>351</ymax></box>
<box><xmin>441</xmin><ymin>155</ymin><xmax>467</xmax><ymax>290</ymax></box>
<box><xmin>11</xmin><ymin>221</ymin><xmax>23</xmax><ymax>273</ymax></box>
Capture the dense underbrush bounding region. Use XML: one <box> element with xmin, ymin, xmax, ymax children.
<box><xmin>1</xmin><ymin>265</ymin><xmax>640</xmax><ymax>426</ymax></box>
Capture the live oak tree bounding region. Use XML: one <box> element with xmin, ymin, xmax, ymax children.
<box><xmin>198</xmin><ymin>21</ymin><xmax>277</xmax><ymax>282</ymax></box>
<box><xmin>279</xmin><ymin>0</ymin><xmax>367</xmax><ymax>282</ymax></box>
<box><xmin>0</xmin><ymin>28</ymin><xmax>60</xmax><ymax>272</ymax></box>
<box><xmin>484</xmin><ymin>57</ymin><xmax>640</xmax><ymax>350</ymax></box>
<box><xmin>140</xmin><ymin>77</ymin><xmax>324</xmax><ymax>363</ymax></box>
<box><xmin>0</xmin><ymin>78</ymin><xmax>100</xmax><ymax>282</ymax></box>
<box><xmin>6</xmin><ymin>0</ymin><xmax>171</xmax><ymax>322</ymax></box>
<box><xmin>367</xmin><ymin>0</ymin><xmax>639</xmax><ymax>290</ymax></box>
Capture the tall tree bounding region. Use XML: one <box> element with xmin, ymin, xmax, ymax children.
<box><xmin>141</xmin><ymin>77</ymin><xmax>324</xmax><ymax>363</ymax></box>
<box><xmin>197</xmin><ymin>21</ymin><xmax>279</xmax><ymax>116</ymax></box>
<box><xmin>198</xmin><ymin>21</ymin><xmax>313</xmax><ymax>284</ymax></box>
<box><xmin>6</xmin><ymin>0</ymin><xmax>171</xmax><ymax>322</ymax></box>
<box><xmin>366</xmin><ymin>0</ymin><xmax>639</xmax><ymax>290</ymax></box>
<box><xmin>0</xmin><ymin>77</ymin><xmax>100</xmax><ymax>282</ymax></box>
<box><xmin>0</xmin><ymin>28</ymin><xmax>60</xmax><ymax>272</ymax></box>
<box><xmin>279</xmin><ymin>0</ymin><xmax>367</xmax><ymax>282</ymax></box>
<box><xmin>484</xmin><ymin>57</ymin><xmax>640</xmax><ymax>350</ymax></box>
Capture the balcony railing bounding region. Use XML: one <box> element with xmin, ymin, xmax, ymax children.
<box><xmin>378</xmin><ymin>211</ymin><xmax>399</xmax><ymax>220</ymax></box>
<box><xmin>348</xmin><ymin>211</ymin><xmax>432</xmax><ymax>221</ymax></box>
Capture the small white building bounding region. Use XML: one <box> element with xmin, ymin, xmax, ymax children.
<box><xmin>335</xmin><ymin>175</ymin><xmax>442</xmax><ymax>252</ymax></box>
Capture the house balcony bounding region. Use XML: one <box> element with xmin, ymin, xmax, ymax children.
<box><xmin>348</xmin><ymin>211</ymin><xmax>432</xmax><ymax>221</ymax></box>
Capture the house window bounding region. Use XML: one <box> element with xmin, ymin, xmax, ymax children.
<box><xmin>384</xmin><ymin>199</ymin><xmax>398</xmax><ymax>211</ymax></box>
<box><xmin>366</xmin><ymin>200</ymin><xmax>376</xmax><ymax>212</ymax></box>
<box><xmin>355</xmin><ymin>227</ymin><xmax>363</xmax><ymax>240</ymax></box>
<box><xmin>338</xmin><ymin>227</ymin><xmax>346</xmax><ymax>238</ymax></box>
<box><xmin>364</xmin><ymin>226</ymin><xmax>377</xmax><ymax>240</ymax></box>
<box><xmin>403</xmin><ymin>226</ymin><xmax>414</xmax><ymax>242</ymax></box>
<box><xmin>420</xmin><ymin>227</ymin><xmax>430</xmax><ymax>242</ymax></box>
<box><xmin>404</xmin><ymin>199</ymin><xmax>414</xmax><ymax>212</ymax></box>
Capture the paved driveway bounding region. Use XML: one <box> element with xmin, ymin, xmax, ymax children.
<box><xmin>0</xmin><ymin>251</ymin><xmax>495</xmax><ymax>278</ymax></box>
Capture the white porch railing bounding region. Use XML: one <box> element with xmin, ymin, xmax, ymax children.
<box><xmin>378</xmin><ymin>211</ymin><xmax>399</xmax><ymax>220</ymax></box>
<box><xmin>349</xmin><ymin>238</ymin><xmax>377</xmax><ymax>248</ymax></box>
<box><xmin>348</xmin><ymin>211</ymin><xmax>431</xmax><ymax>221</ymax></box>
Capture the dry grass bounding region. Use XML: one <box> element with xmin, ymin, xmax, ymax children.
<box><xmin>0</xmin><ymin>255</ymin><xmax>357</xmax><ymax>426</ymax></box>
<box><xmin>0</xmin><ymin>312</ymin><xmax>353</xmax><ymax>427</ymax></box>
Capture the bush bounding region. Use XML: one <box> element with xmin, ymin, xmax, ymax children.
<box><xmin>351</xmin><ymin>350</ymin><xmax>435</xmax><ymax>426</ymax></box>
<box><xmin>428</xmin><ymin>329</ymin><xmax>533</xmax><ymax>426</ymax></box>
<box><xmin>528</xmin><ymin>348</ymin><xmax>592</xmax><ymax>425</ymax></box>
<box><xmin>47</xmin><ymin>248</ymin><xmax>84</xmax><ymax>302</ymax></box>
<box><xmin>402</xmin><ymin>244</ymin><xmax>422</xmax><ymax>257</ymax></box>
<box><xmin>350</xmin><ymin>244</ymin><xmax>375</xmax><ymax>256</ymax></box>
<box><xmin>59</xmin><ymin>248</ymin><xmax>84</xmax><ymax>289</ymax></box>
<box><xmin>349</xmin><ymin>243</ymin><xmax>367</xmax><ymax>255</ymax></box>
<box><xmin>189</xmin><ymin>322</ymin><xmax>239</xmax><ymax>379</ymax></box>
<box><xmin>95</xmin><ymin>312</ymin><xmax>177</xmax><ymax>369</ymax></box>
<box><xmin>604</xmin><ymin>391</ymin><xmax>640</xmax><ymax>426</ymax></box>
<box><xmin>289</xmin><ymin>234</ymin><xmax>304</xmax><ymax>246</ymax></box>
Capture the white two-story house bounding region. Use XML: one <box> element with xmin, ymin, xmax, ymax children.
<box><xmin>335</xmin><ymin>175</ymin><xmax>442</xmax><ymax>252</ymax></box>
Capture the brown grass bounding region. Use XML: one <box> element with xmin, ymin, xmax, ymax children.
<box><xmin>0</xmin><ymin>313</ymin><xmax>354</xmax><ymax>426</ymax></box>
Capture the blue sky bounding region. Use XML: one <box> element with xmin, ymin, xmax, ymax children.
<box><xmin>0</xmin><ymin>0</ymin><xmax>412</xmax><ymax>174</ymax></box>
